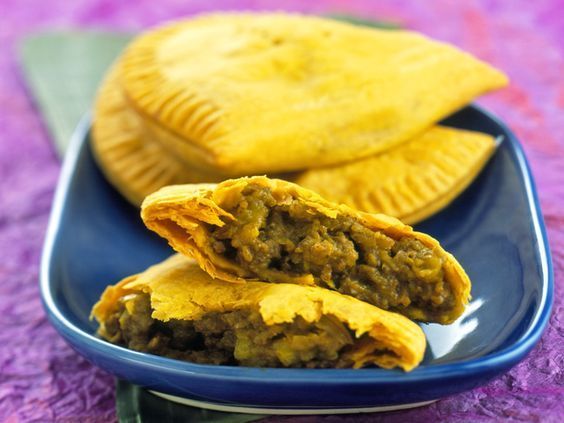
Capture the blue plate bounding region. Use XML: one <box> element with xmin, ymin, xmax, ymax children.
<box><xmin>40</xmin><ymin>105</ymin><xmax>553</xmax><ymax>413</ymax></box>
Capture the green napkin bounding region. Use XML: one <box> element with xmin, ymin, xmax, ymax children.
<box><xmin>19</xmin><ymin>16</ymin><xmax>397</xmax><ymax>422</ymax></box>
<box><xmin>117</xmin><ymin>380</ymin><xmax>264</xmax><ymax>423</ymax></box>
<box><xmin>20</xmin><ymin>31</ymin><xmax>132</xmax><ymax>156</ymax></box>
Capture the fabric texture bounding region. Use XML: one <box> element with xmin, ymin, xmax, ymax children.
<box><xmin>0</xmin><ymin>0</ymin><xmax>562</xmax><ymax>421</ymax></box>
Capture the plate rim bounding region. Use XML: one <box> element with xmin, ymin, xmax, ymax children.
<box><xmin>40</xmin><ymin>105</ymin><xmax>554</xmax><ymax>387</ymax></box>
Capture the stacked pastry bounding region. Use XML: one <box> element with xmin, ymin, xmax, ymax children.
<box><xmin>92</xmin><ymin>12</ymin><xmax>507</xmax><ymax>223</ymax></box>
<box><xmin>93</xmin><ymin>176</ymin><xmax>471</xmax><ymax>371</ymax></box>
<box><xmin>91</xmin><ymin>13</ymin><xmax>507</xmax><ymax>371</ymax></box>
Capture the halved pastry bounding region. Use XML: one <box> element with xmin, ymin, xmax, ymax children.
<box><xmin>141</xmin><ymin>177</ymin><xmax>471</xmax><ymax>323</ymax></box>
<box><xmin>92</xmin><ymin>65</ymin><xmax>225</xmax><ymax>205</ymax></box>
<box><xmin>92</xmin><ymin>254</ymin><xmax>425</xmax><ymax>370</ymax></box>
<box><xmin>120</xmin><ymin>12</ymin><xmax>507</xmax><ymax>175</ymax></box>
<box><xmin>295</xmin><ymin>126</ymin><xmax>496</xmax><ymax>224</ymax></box>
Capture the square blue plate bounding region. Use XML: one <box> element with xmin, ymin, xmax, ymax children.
<box><xmin>40</xmin><ymin>105</ymin><xmax>553</xmax><ymax>414</ymax></box>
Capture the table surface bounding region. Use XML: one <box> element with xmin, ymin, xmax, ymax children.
<box><xmin>0</xmin><ymin>0</ymin><xmax>562</xmax><ymax>421</ymax></box>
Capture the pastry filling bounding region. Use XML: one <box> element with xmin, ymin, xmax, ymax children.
<box><xmin>100</xmin><ymin>292</ymin><xmax>377</xmax><ymax>368</ymax></box>
<box><xmin>209</xmin><ymin>185</ymin><xmax>455</xmax><ymax>321</ymax></box>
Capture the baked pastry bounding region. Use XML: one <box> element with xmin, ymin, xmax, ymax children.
<box><xmin>295</xmin><ymin>126</ymin><xmax>496</xmax><ymax>224</ymax></box>
<box><xmin>92</xmin><ymin>66</ymin><xmax>224</xmax><ymax>205</ymax></box>
<box><xmin>92</xmin><ymin>254</ymin><xmax>426</xmax><ymax>370</ymax></box>
<box><xmin>119</xmin><ymin>12</ymin><xmax>507</xmax><ymax>174</ymax></box>
<box><xmin>141</xmin><ymin>176</ymin><xmax>471</xmax><ymax>323</ymax></box>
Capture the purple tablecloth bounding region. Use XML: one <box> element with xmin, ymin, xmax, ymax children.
<box><xmin>1</xmin><ymin>1</ymin><xmax>562</xmax><ymax>421</ymax></box>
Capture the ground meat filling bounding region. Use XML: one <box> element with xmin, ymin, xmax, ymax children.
<box><xmin>101</xmin><ymin>293</ymin><xmax>361</xmax><ymax>368</ymax></box>
<box><xmin>210</xmin><ymin>185</ymin><xmax>455</xmax><ymax>320</ymax></box>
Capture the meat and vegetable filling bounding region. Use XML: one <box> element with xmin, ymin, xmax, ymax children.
<box><xmin>100</xmin><ymin>292</ymin><xmax>375</xmax><ymax>368</ymax></box>
<box><xmin>210</xmin><ymin>185</ymin><xmax>455</xmax><ymax>321</ymax></box>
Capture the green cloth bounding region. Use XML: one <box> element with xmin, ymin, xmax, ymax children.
<box><xmin>117</xmin><ymin>381</ymin><xmax>264</xmax><ymax>423</ymax></box>
<box><xmin>20</xmin><ymin>31</ymin><xmax>132</xmax><ymax>156</ymax></box>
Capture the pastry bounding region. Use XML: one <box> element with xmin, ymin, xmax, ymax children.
<box><xmin>141</xmin><ymin>176</ymin><xmax>471</xmax><ymax>323</ymax></box>
<box><xmin>92</xmin><ymin>254</ymin><xmax>426</xmax><ymax>370</ymax></box>
<box><xmin>119</xmin><ymin>13</ymin><xmax>507</xmax><ymax>174</ymax></box>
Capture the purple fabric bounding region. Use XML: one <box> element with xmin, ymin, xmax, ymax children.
<box><xmin>0</xmin><ymin>0</ymin><xmax>562</xmax><ymax>421</ymax></box>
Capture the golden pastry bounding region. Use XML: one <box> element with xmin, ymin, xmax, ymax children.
<box><xmin>92</xmin><ymin>254</ymin><xmax>426</xmax><ymax>370</ymax></box>
<box><xmin>141</xmin><ymin>176</ymin><xmax>471</xmax><ymax>323</ymax></box>
<box><xmin>295</xmin><ymin>126</ymin><xmax>496</xmax><ymax>224</ymax></box>
<box><xmin>119</xmin><ymin>13</ymin><xmax>507</xmax><ymax>174</ymax></box>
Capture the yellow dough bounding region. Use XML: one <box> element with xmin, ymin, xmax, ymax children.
<box><xmin>92</xmin><ymin>254</ymin><xmax>426</xmax><ymax>370</ymax></box>
<box><xmin>295</xmin><ymin>126</ymin><xmax>496</xmax><ymax>224</ymax></box>
<box><xmin>119</xmin><ymin>13</ymin><xmax>507</xmax><ymax>174</ymax></box>
<box><xmin>141</xmin><ymin>176</ymin><xmax>471</xmax><ymax>323</ymax></box>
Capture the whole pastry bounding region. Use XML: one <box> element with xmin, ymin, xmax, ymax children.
<box><xmin>117</xmin><ymin>12</ymin><xmax>507</xmax><ymax>174</ymax></box>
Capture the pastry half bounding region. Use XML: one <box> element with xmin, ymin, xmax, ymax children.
<box><xmin>295</xmin><ymin>126</ymin><xmax>496</xmax><ymax>224</ymax></box>
<box><xmin>119</xmin><ymin>12</ymin><xmax>507</xmax><ymax>174</ymax></box>
<box><xmin>141</xmin><ymin>176</ymin><xmax>471</xmax><ymax>323</ymax></box>
<box><xmin>92</xmin><ymin>254</ymin><xmax>426</xmax><ymax>371</ymax></box>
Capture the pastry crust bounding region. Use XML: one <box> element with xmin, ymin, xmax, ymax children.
<box><xmin>92</xmin><ymin>254</ymin><xmax>426</xmax><ymax>371</ymax></box>
<box><xmin>141</xmin><ymin>176</ymin><xmax>471</xmax><ymax>323</ymax></box>
<box><xmin>119</xmin><ymin>13</ymin><xmax>507</xmax><ymax>174</ymax></box>
<box><xmin>295</xmin><ymin>126</ymin><xmax>496</xmax><ymax>224</ymax></box>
